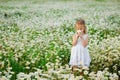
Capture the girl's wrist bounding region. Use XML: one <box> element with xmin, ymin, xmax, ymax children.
<box><xmin>80</xmin><ymin>36</ymin><xmax>84</xmax><ymax>40</ymax></box>
<box><xmin>76</xmin><ymin>34</ymin><xmax>79</xmax><ymax>38</ymax></box>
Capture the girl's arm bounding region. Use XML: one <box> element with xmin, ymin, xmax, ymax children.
<box><xmin>80</xmin><ymin>34</ymin><xmax>88</xmax><ymax>47</ymax></box>
<box><xmin>72</xmin><ymin>34</ymin><xmax>78</xmax><ymax>46</ymax></box>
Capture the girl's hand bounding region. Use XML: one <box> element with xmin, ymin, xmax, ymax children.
<box><xmin>77</xmin><ymin>32</ymin><xmax>81</xmax><ymax>38</ymax></box>
<box><xmin>79</xmin><ymin>33</ymin><xmax>83</xmax><ymax>38</ymax></box>
<box><xmin>77</xmin><ymin>30</ymin><xmax>83</xmax><ymax>38</ymax></box>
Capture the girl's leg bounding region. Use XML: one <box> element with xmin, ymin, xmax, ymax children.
<box><xmin>72</xmin><ymin>66</ymin><xmax>78</xmax><ymax>72</ymax></box>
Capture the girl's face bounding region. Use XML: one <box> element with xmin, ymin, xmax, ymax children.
<box><xmin>76</xmin><ymin>25</ymin><xmax>84</xmax><ymax>33</ymax></box>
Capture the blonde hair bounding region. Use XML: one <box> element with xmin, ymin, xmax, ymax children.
<box><xmin>75</xmin><ymin>18</ymin><xmax>87</xmax><ymax>34</ymax></box>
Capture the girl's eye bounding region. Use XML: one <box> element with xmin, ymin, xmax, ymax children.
<box><xmin>78</xmin><ymin>28</ymin><xmax>82</xmax><ymax>30</ymax></box>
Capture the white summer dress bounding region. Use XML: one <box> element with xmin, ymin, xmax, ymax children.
<box><xmin>69</xmin><ymin>34</ymin><xmax>91</xmax><ymax>67</ymax></box>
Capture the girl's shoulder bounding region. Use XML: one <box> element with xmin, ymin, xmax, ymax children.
<box><xmin>83</xmin><ymin>33</ymin><xmax>89</xmax><ymax>39</ymax></box>
<box><xmin>84</xmin><ymin>33</ymin><xmax>88</xmax><ymax>36</ymax></box>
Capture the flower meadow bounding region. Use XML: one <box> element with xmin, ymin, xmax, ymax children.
<box><xmin>0</xmin><ymin>0</ymin><xmax>120</xmax><ymax>80</ymax></box>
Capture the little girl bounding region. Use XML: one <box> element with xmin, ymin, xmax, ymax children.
<box><xmin>69</xmin><ymin>18</ymin><xmax>91</xmax><ymax>71</ymax></box>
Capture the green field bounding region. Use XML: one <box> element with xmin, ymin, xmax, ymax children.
<box><xmin>0</xmin><ymin>0</ymin><xmax>120</xmax><ymax>80</ymax></box>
